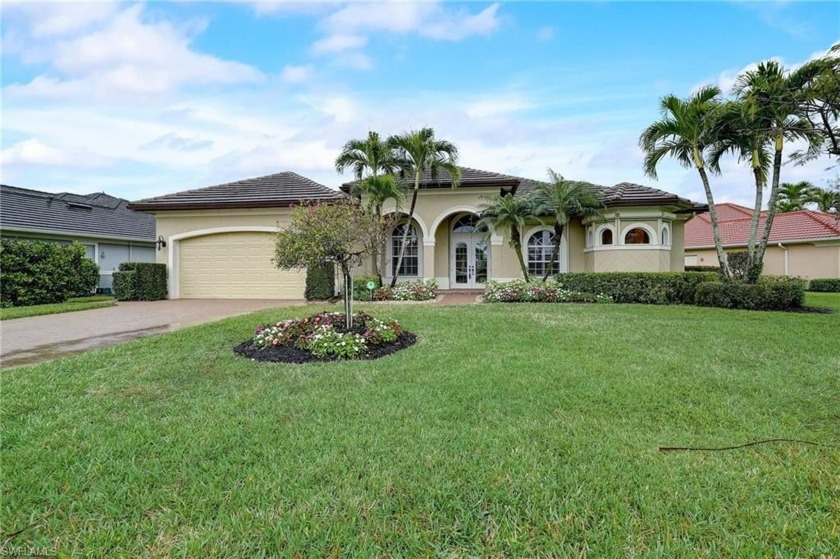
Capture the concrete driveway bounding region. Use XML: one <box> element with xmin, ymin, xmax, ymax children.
<box><xmin>1</xmin><ymin>299</ymin><xmax>304</xmax><ymax>369</ymax></box>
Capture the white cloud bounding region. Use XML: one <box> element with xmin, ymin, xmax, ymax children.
<box><xmin>280</xmin><ymin>65</ymin><xmax>313</xmax><ymax>84</ymax></box>
<box><xmin>3</xmin><ymin>4</ymin><xmax>263</xmax><ymax>100</ymax></box>
<box><xmin>3</xmin><ymin>1</ymin><xmax>120</xmax><ymax>38</ymax></box>
<box><xmin>311</xmin><ymin>34</ymin><xmax>367</xmax><ymax>55</ymax></box>
<box><xmin>322</xmin><ymin>1</ymin><xmax>502</xmax><ymax>41</ymax></box>
<box><xmin>1</xmin><ymin>138</ymin><xmax>110</xmax><ymax>168</ymax></box>
<box><xmin>465</xmin><ymin>97</ymin><xmax>531</xmax><ymax>119</ymax></box>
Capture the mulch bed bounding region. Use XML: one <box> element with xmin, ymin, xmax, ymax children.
<box><xmin>233</xmin><ymin>332</ymin><xmax>417</xmax><ymax>364</ymax></box>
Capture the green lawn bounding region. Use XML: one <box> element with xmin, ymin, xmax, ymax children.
<box><xmin>2</xmin><ymin>295</ymin><xmax>839</xmax><ymax>557</ymax></box>
<box><xmin>0</xmin><ymin>295</ymin><xmax>115</xmax><ymax>320</ymax></box>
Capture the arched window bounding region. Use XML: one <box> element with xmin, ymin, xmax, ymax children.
<box><xmin>391</xmin><ymin>223</ymin><xmax>419</xmax><ymax>276</ymax></box>
<box><xmin>452</xmin><ymin>214</ymin><xmax>480</xmax><ymax>233</ymax></box>
<box><xmin>527</xmin><ymin>230</ymin><xmax>560</xmax><ymax>277</ymax></box>
<box><xmin>601</xmin><ymin>228</ymin><xmax>614</xmax><ymax>245</ymax></box>
<box><xmin>624</xmin><ymin>228</ymin><xmax>651</xmax><ymax>244</ymax></box>
<box><xmin>661</xmin><ymin>227</ymin><xmax>670</xmax><ymax>246</ymax></box>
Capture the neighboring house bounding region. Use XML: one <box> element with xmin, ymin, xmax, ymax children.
<box><xmin>0</xmin><ymin>184</ymin><xmax>157</xmax><ymax>291</ymax></box>
<box><xmin>685</xmin><ymin>202</ymin><xmax>840</xmax><ymax>278</ymax></box>
<box><xmin>129</xmin><ymin>168</ymin><xmax>706</xmax><ymax>299</ymax></box>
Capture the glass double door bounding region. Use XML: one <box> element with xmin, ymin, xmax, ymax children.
<box><xmin>451</xmin><ymin>236</ymin><xmax>488</xmax><ymax>287</ymax></box>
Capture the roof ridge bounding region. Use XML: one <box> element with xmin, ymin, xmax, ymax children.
<box><xmin>801</xmin><ymin>209</ymin><xmax>840</xmax><ymax>234</ymax></box>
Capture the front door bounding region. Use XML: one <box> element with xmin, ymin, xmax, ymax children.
<box><xmin>451</xmin><ymin>237</ymin><xmax>488</xmax><ymax>287</ymax></box>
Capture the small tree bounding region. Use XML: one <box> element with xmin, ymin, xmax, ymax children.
<box><xmin>274</xmin><ymin>201</ymin><xmax>379</xmax><ymax>328</ymax></box>
<box><xmin>532</xmin><ymin>169</ymin><xmax>603</xmax><ymax>280</ymax></box>
<box><xmin>477</xmin><ymin>193</ymin><xmax>540</xmax><ymax>281</ymax></box>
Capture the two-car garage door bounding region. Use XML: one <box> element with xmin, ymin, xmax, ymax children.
<box><xmin>179</xmin><ymin>232</ymin><xmax>305</xmax><ymax>299</ymax></box>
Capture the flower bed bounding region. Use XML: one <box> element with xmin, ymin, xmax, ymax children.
<box><xmin>233</xmin><ymin>311</ymin><xmax>416</xmax><ymax>363</ymax></box>
<box><xmin>484</xmin><ymin>279</ymin><xmax>613</xmax><ymax>303</ymax></box>
<box><xmin>373</xmin><ymin>279</ymin><xmax>438</xmax><ymax>302</ymax></box>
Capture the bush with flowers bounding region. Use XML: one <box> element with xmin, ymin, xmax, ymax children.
<box><xmin>236</xmin><ymin>311</ymin><xmax>414</xmax><ymax>363</ymax></box>
<box><xmin>373</xmin><ymin>279</ymin><xmax>438</xmax><ymax>302</ymax></box>
<box><xmin>483</xmin><ymin>279</ymin><xmax>613</xmax><ymax>304</ymax></box>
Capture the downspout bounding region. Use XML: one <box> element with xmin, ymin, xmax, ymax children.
<box><xmin>777</xmin><ymin>243</ymin><xmax>788</xmax><ymax>276</ymax></box>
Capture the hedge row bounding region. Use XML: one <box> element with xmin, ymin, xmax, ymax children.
<box><xmin>554</xmin><ymin>272</ymin><xmax>719</xmax><ymax>305</ymax></box>
<box><xmin>0</xmin><ymin>239</ymin><xmax>99</xmax><ymax>307</ymax></box>
<box><xmin>695</xmin><ymin>277</ymin><xmax>805</xmax><ymax>310</ymax></box>
<box><xmin>808</xmin><ymin>278</ymin><xmax>840</xmax><ymax>293</ymax></box>
<box><xmin>305</xmin><ymin>261</ymin><xmax>335</xmax><ymax>301</ymax></box>
<box><xmin>113</xmin><ymin>262</ymin><xmax>167</xmax><ymax>301</ymax></box>
<box><xmin>485</xmin><ymin>272</ymin><xmax>808</xmax><ymax>311</ymax></box>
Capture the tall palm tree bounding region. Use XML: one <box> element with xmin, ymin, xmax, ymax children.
<box><xmin>709</xmin><ymin>100</ymin><xmax>772</xmax><ymax>281</ymax></box>
<box><xmin>775</xmin><ymin>181</ymin><xmax>816</xmax><ymax>212</ymax></box>
<box><xmin>355</xmin><ymin>174</ymin><xmax>405</xmax><ymax>280</ymax></box>
<box><xmin>335</xmin><ymin>131</ymin><xmax>400</xmax><ymax>281</ymax></box>
<box><xmin>477</xmin><ymin>193</ymin><xmax>539</xmax><ymax>281</ymax></box>
<box><xmin>334</xmin><ymin>131</ymin><xmax>398</xmax><ymax>193</ymax></box>
<box><xmin>639</xmin><ymin>85</ymin><xmax>734</xmax><ymax>279</ymax></box>
<box><xmin>807</xmin><ymin>186</ymin><xmax>839</xmax><ymax>213</ymax></box>
<box><xmin>532</xmin><ymin>169</ymin><xmax>603</xmax><ymax>280</ymax></box>
<box><xmin>733</xmin><ymin>60</ymin><xmax>822</xmax><ymax>277</ymax></box>
<box><xmin>387</xmin><ymin>127</ymin><xmax>460</xmax><ymax>287</ymax></box>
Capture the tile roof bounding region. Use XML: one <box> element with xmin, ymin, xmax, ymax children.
<box><xmin>0</xmin><ymin>184</ymin><xmax>156</xmax><ymax>242</ymax></box>
<box><xmin>128</xmin><ymin>171</ymin><xmax>344</xmax><ymax>211</ymax></box>
<box><xmin>340</xmin><ymin>166</ymin><xmax>522</xmax><ymax>192</ymax></box>
<box><xmin>342</xmin><ymin>166</ymin><xmax>705</xmax><ymax>210</ymax></box>
<box><xmin>685</xmin><ymin>204</ymin><xmax>840</xmax><ymax>247</ymax></box>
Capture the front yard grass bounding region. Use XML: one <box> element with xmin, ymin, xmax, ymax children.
<box><xmin>0</xmin><ymin>295</ymin><xmax>115</xmax><ymax>320</ymax></box>
<box><xmin>2</xmin><ymin>295</ymin><xmax>839</xmax><ymax>556</ymax></box>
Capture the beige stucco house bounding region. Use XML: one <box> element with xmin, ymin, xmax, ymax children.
<box><xmin>685</xmin><ymin>203</ymin><xmax>840</xmax><ymax>279</ymax></box>
<box><xmin>129</xmin><ymin>168</ymin><xmax>706</xmax><ymax>299</ymax></box>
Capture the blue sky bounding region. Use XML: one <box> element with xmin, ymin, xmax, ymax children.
<box><xmin>1</xmin><ymin>1</ymin><xmax>838</xmax><ymax>205</ymax></box>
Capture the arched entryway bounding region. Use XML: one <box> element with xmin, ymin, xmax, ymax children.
<box><xmin>450</xmin><ymin>214</ymin><xmax>489</xmax><ymax>288</ymax></box>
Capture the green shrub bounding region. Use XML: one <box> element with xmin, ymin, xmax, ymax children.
<box><xmin>352</xmin><ymin>275</ymin><xmax>381</xmax><ymax>301</ymax></box>
<box><xmin>484</xmin><ymin>279</ymin><xmax>612</xmax><ymax>303</ymax></box>
<box><xmin>0</xmin><ymin>239</ymin><xmax>99</xmax><ymax>307</ymax></box>
<box><xmin>116</xmin><ymin>263</ymin><xmax>167</xmax><ymax>301</ymax></box>
<box><xmin>554</xmin><ymin>272</ymin><xmax>719</xmax><ymax>305</ymax></box>
<box><xmin>726</xmin><ymin>251</ymin><xmax>749</xmax><ymax>280</ymax></box>
<box><xmin>305</xmin><ymin>261</ymin><xmax>335</xmax><ymax>301</ymax></box>
<box><xmin>384</xmin><ymin>279</ymin><xmax>438</xmax><ymax>301</ymax></box>
<box><xmin>695</xmin><ymin>276</ymin><xmax>805</xmax><ymax>310</ymax></box>
<box><xmin>808</xmin><ymin>278</ymin><xmax>840</xmax><ymax>292</ymax></box>
<box><xmin>112</xmin><ymin>271</ymin><xmax>137</xmax><ymax>301</ymax></box>
<box><xmin>685</xmin><ymin>265</ymin><xmax>719</xmax><ymax>273</ymax></box>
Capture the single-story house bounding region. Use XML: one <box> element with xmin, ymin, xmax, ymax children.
<box><xmin>129</xmin><ymin>168</ymin><xmax>706</xmax><ymax>299</ymax></box>
<box><xmin>685</xmin><ymin>203</ymin><xmax>840</xmax><ymax>279</ymax></box>
<box><xmin>0</xmin><ymin>184</ymin><xmax>157</xmax><ymax>291</ymax></box>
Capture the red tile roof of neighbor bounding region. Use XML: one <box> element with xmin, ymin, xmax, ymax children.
<box><xmin>685</xmin><ymin>204</ymin><xmax>840</xmax><ymax>247</ymax></box>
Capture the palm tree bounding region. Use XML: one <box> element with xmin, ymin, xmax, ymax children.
<box><xmin>355</xmin><ymin>175</ymin><xmax>405</xmax><ymax>280</ymax></box>
<box><xmin>775</xmin><ymin>181</ymin><xmax>816</xmax><ymax>212</ymax></box>
<box><xmin>335</xmin><ymin>131</ymin><xmax>398</xmax><ymax>192</ymax></box>
<box><xmin>709</xmin><ymin>99</ymin><xmax>772</xmax><ymax>281</ymax></box>
<box><xmin>795</xmin><ymin>43</ymin><xmax>840</xmax><ymax>161</ymax></box>
<box><xmin>733</xmin><ymin>60</ymin><xmax>822</xmax><ymax>277</ymax></box>
<box><xmin>808</xmin><ymin>186</ymin><xmax>839</xmax><ymax>213</ymax></box>
<box><xmin>335</xmin><ymin>131</ymin><xmax>400</xmax><ymax>281</ymax></box>
<box><xmin>639</xmin><ymin>85</ymin><xmax>734</xmax><ymax>279</ymax></box>
<box><xmin>531</xmin><ymin>169</ymin><xmax>603</xmax><ymax>280</ymax></box>
<box><xmin>387</xmin><ymin>127</ymin><xmax>460</xmax><ymax>287</ymax></box>
<box><xmin>477</xmin><ymin>193</ymin><xmax>539</xmax><ymax>281</ymax></box>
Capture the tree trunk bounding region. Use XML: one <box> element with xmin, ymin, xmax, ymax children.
<box><xmin>755</xmin><ymin>135</ymin><xmax>785</xmax><ymax>273</ymax></box>
<box><xmin>512</xmin><ymin>227</ymin><xmax>530</xmax><ymax>281</ymax></box>
<box><xmin>694</xmin><ymin>148</ymin><xmax>732</xmax><ymax>280</ymax></box>
<box><xmin>542</xmin><ymin>222</ymin><xmax>564</xmax><ymax>281</ymax></box>
<box><xmin>745</xmin><ymin>157</ymin><xmax>764</xmax><ymax>283</ymax></box>
<box><xmin>390</xmin><ymin>172</ymin><xmax>420</xmax><ymax>288</ymax></box>
<box><xmin>341</xmin><ymin>262</ymin><xmax>353</xmax><ymax>329</ymax></box>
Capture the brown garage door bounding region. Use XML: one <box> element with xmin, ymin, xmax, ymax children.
<box><xmin>179</xmin><ymin>232</ymin><xmax>305</xmax><ymax>299</ymax></box>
